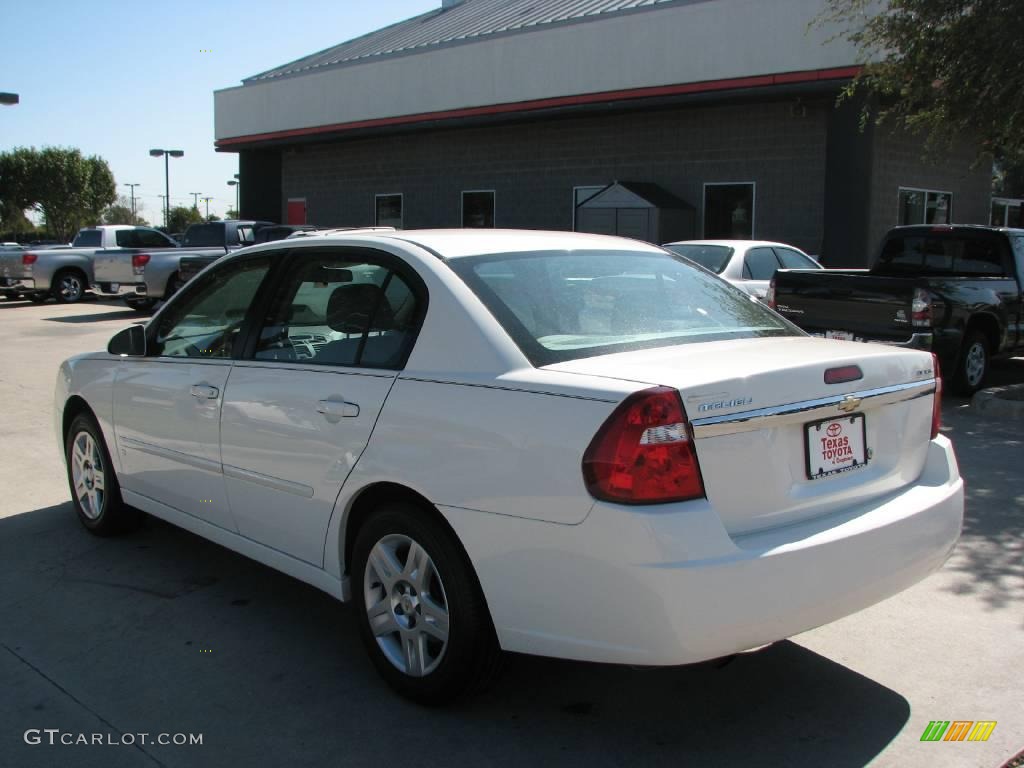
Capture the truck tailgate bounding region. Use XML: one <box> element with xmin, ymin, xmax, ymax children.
<box><xmin>773</xmin><ymin>270</ymin><xmax>922</xmax><ymax>342</ymax></box>
<box><xmin>92</xmin><ymin>250</ymin><xmax>138</xmax><ymax>284</ymax></box>
<box><xmin>0</xmin><ymin>250</ymin><xmax>27</xmax><ymax>279</ymax></box>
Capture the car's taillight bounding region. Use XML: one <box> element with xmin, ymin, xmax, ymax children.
<box><xmin>132</xmin><ymin>253</ymin><xmax>151</xmax><ymax>274</ymax></box>
<box><xmin>931</xmin><ymin>353</ymin><xmax>942</xmax><ymax>439</ymax></box>
<box><xmin>582</xmin><ymin>386</ymin><xmax>705</xmax><ymax>504</ymax></box>
<box><xmin>766</xmin><ymin>277</ymin><xmax>776</xmax><ymax>309</ymax></box>
<box><xmin>912</xmin><ymin>288</ymin><xmax>932</xmax><ymax>327</ymax></box>
<box><xmin>22</xmin><ymin>252</ymin><xmax>37</xmax><ymax>265</ymax></box>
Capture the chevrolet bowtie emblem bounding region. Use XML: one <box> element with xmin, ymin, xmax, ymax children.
<box><xmin>838</xmin><ymin>395</ymin><xmax>862</xmax><ymax>413</ymax></box>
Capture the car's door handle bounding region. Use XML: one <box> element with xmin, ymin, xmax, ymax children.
<box><xmin>190</xmin><ymin>384</ymin><xmax>220</xmax><ymax>399</ymax></box>
<box><xmin>316</xmin><ymin>398</ymin><xmax>359</xmax><ymax>418</ymax></box>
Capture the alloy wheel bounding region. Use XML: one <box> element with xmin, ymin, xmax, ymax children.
<box><xmin>71</xmin><ymin>430</ymin><xmax>105</xmax><ymax>520</ymax></box>
<box><xmin>59</xmin><ymin>274</ymin><xmax>83</xmax><ymax>302</ymax></box>
<box><xmin>363</xmin><ymin>533</ymin><xmax>450</xmax><ymax>677</ymax></box>
<box><xmin>964</xmin><ymin>341</ymin><xmax>986</xmax><ymax>388</ymax></box>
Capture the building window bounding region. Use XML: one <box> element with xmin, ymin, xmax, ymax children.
<box><xmin>703</xmin><ymin>183</ymin><xmax>755</xmax><ymax>238</ymax></box>
<box><xmin>375</xmin><ymin>194</ymin><xmax>403</xmax><ymax>228</ymax></box>
<box><xmin>991</xmin><ymin>197</ymin><xmax>1023</xmax><ymax>227</ymax></box>
<box><xmin>462</xmin><ymin>190</ymin><xmax>495</xmax><ymax>228</ymax></box>
<box><xmin>572</xmin><ymin>185</ymin><xmax>604</xmax><ymax>230</ymax></box>
<box><xmin>898</xmin><ymin>188</ymin><xmax>952</xmax><ymax>225</ymax></box>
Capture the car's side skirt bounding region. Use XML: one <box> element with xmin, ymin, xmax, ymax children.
<box><xmin>121</xmin><ymin>488</ymin><xmax>345</xmax><ymax>602</ymax></box>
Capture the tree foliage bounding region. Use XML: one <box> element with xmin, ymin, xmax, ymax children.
<box><xmin>0</xmin><ymin>146</ymin><xmax>117</xmax><ymax>240</ymax></box>
<box><xmin>819</xmin><ymin>0</ymin><xmax>1024</xmax><ymax>163</ymax></box>
<box><xmin>167</xmin><ymin>205</ymin><xmax>203</xmax><ymax>233</ymax></box>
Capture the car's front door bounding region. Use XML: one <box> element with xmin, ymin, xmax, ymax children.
<box><xmin>112</xmin><ymin>254</ymin><xmax>272</xmax><ymax>531</ymax></box>
<box><xmin>219</xmin><ymin>248</ymin><xmax>425</xmax><ymax>565</ymax></box>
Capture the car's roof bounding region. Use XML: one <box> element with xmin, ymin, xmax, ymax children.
<box><xmin>664</xmin><ymin>239</ymin><xmax>801</xmax><ymax>250</ymax></box>
<box><xmin>285</xmin><ymin>228</ymin><xmax>668</xmax><ymax>260</ymax></box>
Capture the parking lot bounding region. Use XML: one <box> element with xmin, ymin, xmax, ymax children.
<box><xmin>0</xmin><ymin>295</ymin><xmax>1021</xmax><ymax>768</ymax></box>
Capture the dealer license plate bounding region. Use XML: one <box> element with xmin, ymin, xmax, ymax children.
<box><xmin>110</xmin><ymin>282</ymin><xmax>120</xmax><ymax>292</ymax></box>
<box><xmin>805</xmin><ymin>414</ymin><xmax>868</xmax><ymax>480</ymax></box>
<box><xmin>825</xmin><ymin>330</ymin><xmax>855</xmax><ymax>341</ymax></box>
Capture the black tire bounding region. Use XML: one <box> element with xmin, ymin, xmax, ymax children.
<box><xmin>52</xmin><ymin>269</ymin><xmax>87</xmax><ymax>304</ymax></box>
<box><xmin>2</xmin><ymin>291</ymin><xmax>17</xmax><ymax>301</ymax></box>
<box><xmin>163</xmin><ymin>273</ymin><xmax>181</xmax><ymax>302</ymax></box>
<box><xmin>951</xmin><ymin>330</ymin><xmax>989</xmax><ymax>396</ymax></box>
<box><xmin>64</xmin><ymin>413</ymin><xmax>140</xmax><ymax>536</ymax></box>
<box><xmin>124</xmin><ymin>297</ymin><xmax>158</xmax><ymax>312</ymax></box>
<box><xmin>351</xmin><ymin>503</ymin><xmax>503</xmax><ymax>705</ymax></box>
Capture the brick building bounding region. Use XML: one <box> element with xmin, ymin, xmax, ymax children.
<box><xmin>213</xmin><ymin>0</ymin><xmax>992</xmax><ymax>266</ymax></box>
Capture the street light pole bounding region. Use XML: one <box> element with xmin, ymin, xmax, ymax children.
<box><xmin>227</xmin><ymin>180</ymin><xmax>239</xmax><ymax>216</ymax></box>
<box><xmin>201</xmin><ymin>197</ymin><xmax>214</xmax><ymax>219</ymax></box>
<box><xmin>157</xmin><ymin>195</ymin><xmax>167</xmax><ymax>227</ymax></box>
<box><xmin>124</xmin><ymin>183</ymin><xmax>139</xmax><ymax>224</ymax></box>
<box><xmin>190</xmin><ymin>192</ymin><xmax>201</xmax><ymax>210</ymax></box>
<box><xmin>149</xmin><ymin>149</ymin><xmax>184</xmax><ymax>230</ymax></box>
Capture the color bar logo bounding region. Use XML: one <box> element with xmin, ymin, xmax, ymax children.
<box><xmin>920</xmin><ymin>721</ymin><xmax>997</xmax><ymax>742</ymax></box>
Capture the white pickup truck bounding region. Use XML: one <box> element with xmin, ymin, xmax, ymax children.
<box><xmin>0</xmin><ymin>225</ymin><xmax>178</xmax><ymax>304</ymax></box>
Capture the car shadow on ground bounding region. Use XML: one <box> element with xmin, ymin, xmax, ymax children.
<box><xmin>0</xmin><ymin>503</ymin><xmax>909</xmax><ymax>768</ymax></box>
<box><xmin>43</xmin><ymin>310</ymin><xmax>145</xmax><ymax>324</ymax></box>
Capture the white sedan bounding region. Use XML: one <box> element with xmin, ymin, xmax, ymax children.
<box><xmin>55</xmin><ymin>229</ymin><xmax>962</xmax><ymax>704</ymax></box>
<box><xmin>664</xmin><ymin>239</ymin><xmax>822</xmax><ymax>299</ymax></box>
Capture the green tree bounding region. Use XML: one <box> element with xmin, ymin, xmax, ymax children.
<box><xmin>819</xmin><ymin>0</ymin><xmax>1024</xmax><ymax>162</ymax></box>
<box><xmin>83</xmin><ymin>155</ymin><xmax>116</xmax><ymax>223</ymax></box>
<box><xmin>103</xmin><ymin>195</ymin><xmax>136</xmax><ymax>225</ymax></box>
<box><xmin>225</xmin><ymin>209</ymin><xmax>239</xmax><ymax>219</ymax></box>
<box><xmin>0</xmin><ymin>148</ymin><xmax>41</xmax><ymax>231</ymax></box>
<box><xmin>167</xmin><ymin>205</ymin><xmax>203</xmax><ymax>233</ymax></box>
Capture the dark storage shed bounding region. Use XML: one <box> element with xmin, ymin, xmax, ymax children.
<box><xmin>574</xmin><ymin>181</ymin><xmax>695</xmax><ymax>244</ymax></box>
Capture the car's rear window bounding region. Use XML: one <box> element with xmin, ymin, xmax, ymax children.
<box><xmin>451</xmin><ymin>249</ymin><xmax>797</xmax><ymax>365</ymax></box>
<box><xmin>72</xmin><ymin>230</ymin><xmax>102</xmax><ymax>247</ymax></box>
<box><xmin>663</xmin><ymin>243</ymin><xmax>733</xmax><ymax>274</ymax></box>
<box><xmin>875</xmin><ymin>235</ymin><xmax>1007</xmax><ymax>276</ymax></box>
<box><xmin>182</xmin><ymin>224</ymin><xmax>224</xmax><ymax>247</ymax></box>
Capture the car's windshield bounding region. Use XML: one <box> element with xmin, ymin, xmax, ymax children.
<box><xmin>663</xmin><ymin>243</ymin><xmax>733</xmax><ymax>274</ymax></box>
<box><xmin>452</xmin><ymin>249</ymin><xmax>797</xmax><ymax>365</ymax></box>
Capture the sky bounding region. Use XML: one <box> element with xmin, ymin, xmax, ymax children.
<box><xmin>0</xmin><ymin>0</ymin><xmax>439</xmax><ymax>223</ymax></box>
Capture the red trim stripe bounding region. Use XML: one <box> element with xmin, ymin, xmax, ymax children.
<box><xmin>216</xmin><ymin>66</ymin><xmax>862</xmax><ymax>148</ymax></box>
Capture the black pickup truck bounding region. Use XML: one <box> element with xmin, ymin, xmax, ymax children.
<box><xmin>769</xmin><ymin>225</ymin><xmax>1024</xmax><ymax>394</ymax></box>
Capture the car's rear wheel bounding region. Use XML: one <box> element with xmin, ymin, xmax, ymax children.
<box><xmin>952</xmin><ymin>331</ymin><xmax>989</xmax><ymax>396</ymax></box>
<box><xmin>65</xmin><ymin>413</ymin><xmax>140</xmax><ymax>535</ymax></box>
<box><xmin>52</xmin><ymin>269</ymin><xmax>86</xmax><ymax>304</ymax></box>
<box><xmin>352</xmin><ymin>503</ymin><xmax>502</xmax><ymax>705</ymax></box>
<box><xmin>164</xmin><ymin>273</ymin><xmax>181</xmax><ymax>301</ymax></box>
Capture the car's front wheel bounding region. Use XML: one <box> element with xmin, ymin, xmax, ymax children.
<box><xmin>352</xmin><ymin>503</ymin><xmax>502</xmax><ymax>704</ymax></box>
<box><xmin>65</xmin><ymin>413</ymin><xmax>140</xmax><ymax>535</ymax></box>
<box><xmin>125</xmin><ymin>297</ymin><xmax>158</xmax><ymax>312</ymax></box>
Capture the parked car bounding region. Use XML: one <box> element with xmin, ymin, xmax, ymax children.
<box><xmin>56</xmin><ymin>229</ymin><xmax>962</xmax><ymax>704</ymax></box>
<box><xmin>93</xmin><ymin>219</ymin><xmax>273</xmax><ymax>311</ymax></box>
<box><xmin>663</xmin><ymin>240</ymin><xmax>822</xmax><ymax>299</ymax></box>
<box><xmin>0</xmin><ymin>225</ymin><xmax>177</xmax><ymax>304</ymax></box>
<box><xmin>255</xmin><ymin>224</ymin><xmax>318</xmax><ymax>243</ymax></box>
<box><xmin>770</xmin><ymin>225</ymin><xmax>1024</xmax><ymax>394</ymax></box>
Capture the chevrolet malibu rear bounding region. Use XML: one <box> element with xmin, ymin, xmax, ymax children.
<box><xmin>55</xmin><ymin>229</ymin><xmax>962</xmax><ymax>705</ymax></box>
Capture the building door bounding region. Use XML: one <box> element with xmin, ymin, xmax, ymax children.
<box><xmin>287</xmin><ymin>198</ymin><xmax>307</xmax><ymax>225</ymax></box>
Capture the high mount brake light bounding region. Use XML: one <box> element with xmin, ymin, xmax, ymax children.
<box><xmin>824</xmin><ymin>365</ymin><xmax>863</xmax><ymax>385</ymax></box>
<box><xmin>582</xmin><ymin>386</ymin><xmax>705</xmax><ymax>504</ymax></box>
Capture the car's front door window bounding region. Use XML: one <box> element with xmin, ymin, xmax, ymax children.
<box><xmin>151</xmin><ymin>257</ymin><xmax>270</xmax><ymax>358</ymax></box>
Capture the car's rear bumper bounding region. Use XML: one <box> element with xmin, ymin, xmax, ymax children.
<box><xmin>442</xmin><ymin>435</ymin><xmax>963</xmax><ymax>665</ymax></box>
<box><xmin>0</xmin><ymin>277</ymin><xmax>36</xmax><ymax>293</ymax></box>
<box><xmin>95</xmin><ymin>282</ymin><xmax>146</xmax><ymax>297</ymax></box>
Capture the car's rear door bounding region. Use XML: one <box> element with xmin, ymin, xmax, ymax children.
<box><xmin>219</xmin><ymin>247</ymin><xmax>426</xmax><ymax>565</ymax></box>
<box><xmin>112</xmin><ymin>253</ymin><xmax>272</xmax><ymax>531</ymax></box>
<box><xmin>741</xmin><ymin>246</ymin><xmax>781</xmax><ymax>298</ymax></box>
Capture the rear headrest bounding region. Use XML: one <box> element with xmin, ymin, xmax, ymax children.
<box><xmin>327</xmin><ymin>283</ymin><xmax>393</xmax><ymax>334</ymax></box>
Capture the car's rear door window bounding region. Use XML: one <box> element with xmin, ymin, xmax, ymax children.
<box><xmin>452</xmin><ymin>249</ymin><xmax>796</xmax><ymax>365</ymax></box>
<box><xmin>253</xmin><ymin>250</ymin><xmax>423</xmax><ymax>369</ymax></box>
<box><xmin>774</xmin><ymin>247</ymin><xmax>819</xmax><ymax>269</ymax></box>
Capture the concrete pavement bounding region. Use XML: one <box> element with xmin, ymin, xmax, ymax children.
<box><xmin>0</xmin><ymin>295</ymin><xmax>1020</xmax><ymax>767</ymax></box>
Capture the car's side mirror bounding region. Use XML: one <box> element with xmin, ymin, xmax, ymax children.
<box><xmin>108</xmin><ymin>324</ymin><xmax>147</xmax><ymax>356</ymax></box>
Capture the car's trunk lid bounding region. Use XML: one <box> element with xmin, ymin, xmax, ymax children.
<box><xmin>546</xmin><ymin>336</ymin><xmax>937</xmax><ymax>535</ymax></box>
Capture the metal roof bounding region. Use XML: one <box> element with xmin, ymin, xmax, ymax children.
<box><xmin>245</xmin><ymin>0</ymin><xmax>684</xmax><ymax>83</ymax></box>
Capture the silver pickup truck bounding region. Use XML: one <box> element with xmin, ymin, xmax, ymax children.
<box><xmin>94</xmin><ymin>219</ymin><xmax>272</xmax><ymax>311</ymax></box>
<box><xmin>0</xmin><ymin>225</ymin><xmax>177</xmax><ymax>304</ymax></box>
